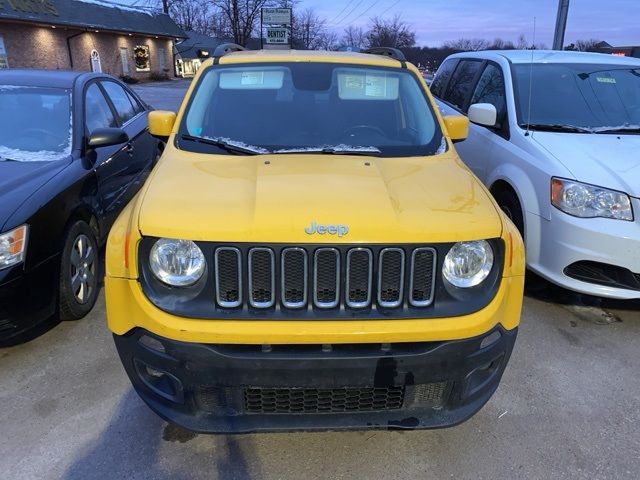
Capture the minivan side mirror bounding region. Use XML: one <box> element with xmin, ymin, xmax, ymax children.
<box><xmin>468</xmin><ymin>103</ymin><xmax>497</xmax><ymax>128</ymax></box>
<box><xmin>148</xmin><ymin>110</ymin><xmax>177</xmax><ymax>138</ymax></box>
<box><xmin>87</xmin><ymin>127</ymin><xmax>129</xmax><ymax>149</ymax></box>
<box><xmin>442</xmin><ymin>115</ymin><xmax>469</xmax><ymax>143</ymax></box>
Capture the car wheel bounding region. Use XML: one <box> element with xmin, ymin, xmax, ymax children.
<box><xmin>59</xmin><ymin>221</ymin><xmax>99</xmax><ymax>320</ymax></box>
<box><xmin>494</xmin><ymin>188</ymin><xmax>524</xmax><ymax>238</ymax></box>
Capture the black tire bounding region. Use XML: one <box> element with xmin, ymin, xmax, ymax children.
<box><xmin>59</xmin><ymin>221</ymin><xmax>100</xmax><ymax>320</ymax></box>
<box><xmin>494</xmin><ymin>188</ymin><xmax>524</xmax><ymax>238</ymax></box>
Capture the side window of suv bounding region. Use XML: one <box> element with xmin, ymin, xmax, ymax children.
<box><xmin>471</xmin><ymin>64</ymin><xmax>507</xmax><ymax>123</ymax></box>
<box><xmin>430</xmin><ymin>58</ymin><xmax>458</xmax><ymax>98</ymax></box>
<box><xmin>443</xmin><ymin>60</ymin><xmax>483</xmax><ymax>111</ymax></box>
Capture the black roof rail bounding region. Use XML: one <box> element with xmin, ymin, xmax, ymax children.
<box><xmin>361</xmin><ymin>47</ymin><xmax>406</xmax><ymax>63</ymax></box>
<box><xmin>213</xmin><ymin>43</ymin><xmax>246</xmax><ymax>57</ymax></box>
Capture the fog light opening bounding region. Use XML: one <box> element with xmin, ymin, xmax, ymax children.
<box><xmin>139</xmin><ymin>334</ymin><xmax>166</xmax><ymax>353</ymax></box>
<box><xmin>480</xmin><ymin>330</ymin><xmax>502</xmax><ymax>349</ymax></box>
<box><xmin>134</xmin><ymin>359</ymin><xmax>184</xmax><ymax>403</ymax></box>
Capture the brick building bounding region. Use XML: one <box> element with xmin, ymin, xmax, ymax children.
<box><xmin>0</xmin><ymin>0</ymin><xmax>185</xmax><ymax>80</ymax></box>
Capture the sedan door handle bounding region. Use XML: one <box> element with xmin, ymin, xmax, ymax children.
<box><xmin>126</xmin><ymin>143</ymin><xmax>134</xmax><ymax>156</ymax></box>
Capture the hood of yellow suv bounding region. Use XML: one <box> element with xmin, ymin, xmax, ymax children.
<box><xmin>138</xmin><ymin>147</ymin><xmax>502</xmax><ymax>243</ymax></box>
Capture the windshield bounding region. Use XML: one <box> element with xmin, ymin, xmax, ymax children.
<box><xmin>0</xmin><ymin>86</ymin><xmax>72</xmax><ymax>162</ymax></box>
<box><xmin>179</xmin><ymin>62</ymin><xmax>443</xmax><ymax>156</ymax></box>
<box><xmin>513</xmin><ymin>63</ymin><xmax>640</xmax><ymax>132</ymax></box>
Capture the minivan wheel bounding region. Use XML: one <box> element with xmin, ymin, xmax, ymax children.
<box><xmin>59</xmin><ymin>221</ymin><xmax>99</xmax><ymax>320</ymax></box>
<box><xmin>494</xmin><ymin>188</ymin><xmax>524</xmax><ymax>238</ymax></box>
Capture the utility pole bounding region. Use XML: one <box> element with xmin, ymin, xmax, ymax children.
<box><xmin>552</xmin><ymin>0</ymin><xmax>570</xmax><ymax>50</ymax></box>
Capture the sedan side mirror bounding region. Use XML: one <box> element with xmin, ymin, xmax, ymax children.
<box><xmin>87</xmin><ymin>127</ymin><xmax>129</xmax><ymax>149</ymax></box>
<box><xmin>148</xmin><ymin>110</ymin><xmax>177</xmax><ymax>139</ymax></box>
<box><xmin>468</xmin><ymin>103</ymin><xmax>498</xmax><ymax>128</ymax></box>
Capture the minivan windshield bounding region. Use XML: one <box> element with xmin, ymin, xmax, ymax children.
<box><xmin>513</xmin><ymin>63</ymin><xmax>640</xmax><ymax>133</ymax></box>
<box><xmin>179</xmin><ymin>62</ymin><xmax>443</xmax><ymax>156</ymax></box>
<box><xmin>0</xmin><ymin>86</ymin><xmax>72</xmax><ymax>162</ymax></box>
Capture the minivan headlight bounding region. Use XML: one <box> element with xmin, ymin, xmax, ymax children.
<box><xmin>149</xmin><ymin>238</ymin><xmax>206</xmax><ymax>287</ymax></box>
<box><xmin>0</xmin><ymin>225</ymin><xmax>28</xmax><ymax>270</ymax></box>
<box><xmin>551</xmin><ymin>178</ymin><xmax>633</xmax><ymax>221</ymax></box>
<box><xmin>443</xmin><ymin>240</ymin><xmax>494</xmax><ymax>288</ymax></box>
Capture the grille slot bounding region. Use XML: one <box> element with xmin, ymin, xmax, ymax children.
<box><xmin>281</xmin><ymin>248</ymin><xmax>308</xmax><ymax>308</ymax></box>
<box><xmin>346</xmin><ymin>248</ymin><xmax>373</xmax><ymax>308</ymax></box>
<box><xmin>214</xmin><ymin>247</ymin><xmax>242</xmax><ymax>308</ymax></box>
<box><xmin>314</xmin><ymin>248</ymin><xmax>340</xmax><ymax>308</ymax></box>
<box><xmin>244</xmin><ymin>386</ymin><xmax>405</xmax><ymax>414</ymax></box>
<box><xmin>410</xmin><ymin>248</ymin><xmax>436</xmax><ymax>307</ymax></box>
<box><xmin>248</xmin><ymin>248</ymin><xmax>275</xmax><ymax>308</ymax></box>
<box><xmin>378</xmin><ymin>248</ymin><xmax>405</xmax><ymax>308</ymax></box>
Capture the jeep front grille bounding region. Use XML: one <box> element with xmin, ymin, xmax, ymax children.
<box><xmin>215</xmin><ymin>245</ymin><xmax>437</xmax><ymax>311</ymax></box>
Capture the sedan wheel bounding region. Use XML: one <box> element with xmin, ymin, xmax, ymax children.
<box><xmin>59</xmin><ymin>221</ymin><xmax>100</xmax><ymax>320</ymax></box>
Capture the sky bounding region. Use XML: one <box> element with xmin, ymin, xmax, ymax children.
<box><xmin>297</xmin><ymin>0</ymin><xmax>639</xmax><ymax>47</ymax></box>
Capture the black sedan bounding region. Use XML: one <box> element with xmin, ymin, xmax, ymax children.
<box><xmin>0</xmin><ymin>70</ymin><xmax>161</xmax><ymax>345</ymax></box>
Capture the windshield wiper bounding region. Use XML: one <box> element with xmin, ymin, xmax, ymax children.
<box><xmin>0</xmin><ymin>156</ymin><xmax>18</xmax><ymax>162</ymax></box>
<box><xmin>592</xmin><ymin>126</ymin><xmax>640</xmax><ymax>134</ymax></box>
<box><xmin>180</xmin><ymin>134</ymin><xmax>263</xmax><ymax>155</ymax></box>
<box><xmin>521</xmin><ymin>123</ymin><xmax>593</xmax><ymax>133</ymax></box>
<box><xmin>274</xmin><ymin>146</ymin><xmax>382</xmax><ymax>156</ymax></box>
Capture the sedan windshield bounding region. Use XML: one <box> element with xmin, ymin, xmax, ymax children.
<box><xmin>513</xmin><ymin>63</ymin><xmax>640</xmax><ymax>132</ymax></box>
<box><xmin>179</xmin><ymin>62</ymin><xmax>443</xmax><ymax>156</ymax></box>
<box><xmin>0</xmin><ymin>86</ymin><xmax>72</xmax><ymax>162</ymax></box>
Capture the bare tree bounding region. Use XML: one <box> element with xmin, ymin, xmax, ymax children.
<box><xmin>316</xmin><ymin>31</ymin><xmax>340</xmax><ymax>51</ymax></box>
<box><xmin>295</xmin><ymin>8</ymin><xmax>327</xmax><ymax>49</ymax></box>
<box><xmin>488</xmin><ymin>37</ymin><xmax>515</xmax><ymax>50</ymax></box>
<box><xmin>443</xmin><ymin>38</ymin><xmax>490</xmax><ymax>51</ymax></box>
<box><xmin>169</xmin><ymin>0</ymin><xmax>214</xmax><ymax>34</ymax></box>
<box><xmin>342</xmin><ymin>25</ymin><xmax>367</xmax><ymax>49</ymax></box>
<box><xmin>574</xmin><ymin>38</ymin><xmax>602</xmax><ymax>52</ymax></box>
<box><xmin>212</xmin><ymin>0</ymin><xmax>274</xmax><ymax>46</ymax></box>
<box><xmin>366</xmin><ymin>15</ymin><xmax>416</xmax><ymax>49</ymax></box>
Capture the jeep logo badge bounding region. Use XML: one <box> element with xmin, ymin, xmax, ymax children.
<box><xmin>304</xmin><ymin>221</ymin><xmax>349</xmax><ymax>237</ymax></box>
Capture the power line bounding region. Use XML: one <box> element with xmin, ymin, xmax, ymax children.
<box><xmin>379</xmin><ymin>0</ymin><xmax>403</xmax><ymax>17</ymax></box>
<box><xmin>335</xmin><ymin>0</ymin><xmax>367</xmax><ymax>26</ymax></box>
<box><xmin>346</xmin><ymin>0</ymin><xmax>383</xmax><ymax>24</ymax></box>
<box><xmin>329</xmin><ymin>0</ymin><xmax>357</xmax><ymax>24</ymax></box>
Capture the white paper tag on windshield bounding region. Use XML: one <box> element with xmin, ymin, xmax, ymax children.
<box><xmin>241</xmin><ymin>71</ymin><xmax>264</xmax><ymax>86</ymax></box>
<box><xmin>365</xmin><ymin>75</ymin><xmax>386</xmax><ymax>97</ymax></box>
<box><xmin>596</xmin><ymin>77</ymin><xmax>616</xmax><ymax>84</ymax></box>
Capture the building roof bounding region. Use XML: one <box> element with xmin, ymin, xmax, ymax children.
<box><xmin>447</xmin><ymin>49</ymin><xmax>640</xmax><ymax>66</ymax></box>
<box><xmin>0</xmin><ymin>0</ymin><xmax>185</xmax><ymax>38</ymax></box>
<box><xmin>174</xmin><ymin>32</ymin><xmax>261</xmax><ymax>59</ymax></box>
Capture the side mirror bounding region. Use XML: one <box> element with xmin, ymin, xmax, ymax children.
<box><xmin>87</xmin><ymin>128</ymin><xmax>129</xmax><ymax>149</ymax></box>
<box><xmin>442</xmin><ymin>115</ymin><xmax>469</xmax><ymax>143</ymax></box>
<box><xmin>468</xmin><ymin>103</ymin><xmax>497</xmax><ymax>127</ymax></box>
<box><xmin>148</xmin><ymin>110</ymin><xmax>176</xmax><ymax>138</ymax></box>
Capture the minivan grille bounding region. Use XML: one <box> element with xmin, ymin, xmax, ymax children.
<box><xmin>213</xmin><ymin>245</ymin><xmax>437</xmax><ymax>311</ymax></box>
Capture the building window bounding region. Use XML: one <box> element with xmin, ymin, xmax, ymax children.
<box><xmin>0</xmin><ymin>35</ymin><xmax>8</xmax><ymax>69</ymax></box>
<box><xmin>120</xmin><ymin>47</ymin><xmax>130</xmax><ymax>75</ymax></box>
<box><xmin>134</xmin><ymin>45</ymin><xmax>150</xmax><ymax>72</ymax></box>
<box><xmin>90</xmin><ymin>49</ymin><xmax>102</xmax><ymax>73</ymax></box>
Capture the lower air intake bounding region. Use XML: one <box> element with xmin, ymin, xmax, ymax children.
<box><xmin>244</xmin><ymin>386</ymin><xmax>405</xmax><ymax>414</ymax></box>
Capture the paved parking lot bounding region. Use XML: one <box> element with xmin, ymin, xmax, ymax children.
<box><xmin>1</xmin><ymin>80</ymin><xmax>639</xmax><ymax>480</ymax></box>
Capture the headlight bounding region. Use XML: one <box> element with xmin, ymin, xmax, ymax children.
<box><xmin>551</xmin><ymin>178</ymin><xmax>633</xmax><ymax>221</ymax></box>
<box><xmin>443</xmin><ymin>240</ymin><xmax>494</xmax><ymax>288</ymax></box>
<box><xmin>0</xmin><ymin>225</ymin><xmax>28</xmax><ymax>270</ymax></box>
<box><xmin>149</xmin><ymin>238</ymin><xmax>206</xmax><ymax>287</ymax></box>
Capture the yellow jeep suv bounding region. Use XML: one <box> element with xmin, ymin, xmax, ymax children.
<box><xmin>106</xmin><ymin>46</ymin><xmax>525</xmax><ymax>433</ymax></box>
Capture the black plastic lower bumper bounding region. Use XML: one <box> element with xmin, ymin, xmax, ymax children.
<box><xmin>0</xmin><ymin>256</ymin><xmax>59</xmax><ymax>344</ymax></box>
<box><xmin>114</xmin><ymin>326</ymin><xmax>517</xmax><ymax>433</ymax></box>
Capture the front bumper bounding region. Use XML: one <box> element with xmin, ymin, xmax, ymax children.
<box><xmin>114</xmin><ymin>325</ymin><xmax>517</xmax><ymax>433</ymax></box>
<box><xmin>0</xmin><ymin>256</ymin><xmax>59</xmax><ymax>342</ymax></box>
<box><xmin>527</xmin><ymin>204</ymin><xmax>640</xmax><ymax>299</ymax></box>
